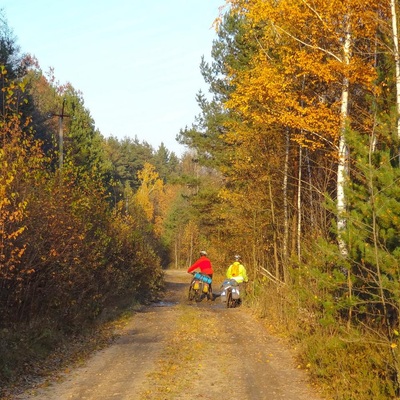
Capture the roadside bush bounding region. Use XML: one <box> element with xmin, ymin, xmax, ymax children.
<box><xmin>299</xmin><ymin>330</ymin><xmax>398</xmax><ymax>399</ymax></box>
<box><xmin>0</xmin><ymin>166</ymin><xmax>164</xmax><ymax>391</ymax></box>
<box><xmin>249</xmin><ymin>254</ymin><xmax>400</xmax><ymax>399</ymax></box>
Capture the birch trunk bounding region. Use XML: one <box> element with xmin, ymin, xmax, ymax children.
<box><xmin>297</xmin><ymin>145</ymin><xmax>302</xmax><ymax>260</ymax></box>
<box><xmin>189</xmin><ymin>231</ymin><xmax>194</xmax><ymax>266</ymax></box>
<box><xmin>391</xmin><ymin>0</ymin><xmax>400</xmax><ymax>147</ymax></box>
<box><xmin>305</xmin><ymin>148</ymin><xmax>315</xmax><ymax>229</ymax></box>
<box><xmin>389</xmin><ymin>0</ymin><xmax>400</xmax><ymax>376</ymax></box>
<box><xmin>337</xmin><ymin>18</ymin><xmax>351</xmax><ymax>259</ymax></box>
<box><xmin>175</xmin><ymin>240</ymin><xmax>178</xmax><ymax>269</ymax></box>
<box><xmin>282</xmin><ymin>130</ymin><xmax>289</xmax><ymax>263</ymax></box>
<box><xmin>268</xmin><ymin>178</ymin><xmax>280</xmax><ymax>281</ymax></box>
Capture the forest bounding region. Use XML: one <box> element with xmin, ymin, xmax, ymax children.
<box><xmin>2</xmin><ymin>0</ymin><xmax>400</xmax><ymax>398</ymax></box>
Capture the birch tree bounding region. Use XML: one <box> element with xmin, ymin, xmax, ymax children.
<box><xmin>225</xmin><ymin>0</ymin><xmax>379</xmax><ymax>260</ymax></box>
<box><xmin>336</xmin><ymin>15</ymin><xmax>351</xmax><ymax>259</ymax></box>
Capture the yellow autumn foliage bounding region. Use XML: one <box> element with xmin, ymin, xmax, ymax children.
<box><xmin>225</xmin><ymin>0</ymin><xmax>379</xmax><ymax>153</ymax></box>
<box><xmin>135</xmin><ymin>162</ymin><xmax>164</xmax><ymax>222</ymax></box>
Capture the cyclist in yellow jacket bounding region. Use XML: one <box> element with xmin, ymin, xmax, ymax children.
<box><xmin>226</xmin><ymin>254</ymin><xmax>248</xmax><ymax>283</ymax></box>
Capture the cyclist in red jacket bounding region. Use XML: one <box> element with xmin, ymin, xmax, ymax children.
<box><xmin>187</xmin><ymin>250</ymin><xmax>214</xmax><ymax>298</ymax></box>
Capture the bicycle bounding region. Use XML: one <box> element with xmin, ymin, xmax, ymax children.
<box><xmin>220</xmin><ymin>278</ymin><xmax>241</xmax><ymax>308</ymax></box>
<box><xmin>188</xmin><ymin>272</ymin><xmax>213</xmax><ymax>302</ymax></box>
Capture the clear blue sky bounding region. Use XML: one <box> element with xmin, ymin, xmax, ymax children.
<box><xmin>2</xmin><ymin>0</ymin><xmax>225</xmax><ymax>155</ymax></box>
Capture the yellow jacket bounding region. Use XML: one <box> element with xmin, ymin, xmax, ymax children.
<box><xmin>226</xmin><ymin>261</ymin><xmax>248</xmax><ymax>283</ymax></box>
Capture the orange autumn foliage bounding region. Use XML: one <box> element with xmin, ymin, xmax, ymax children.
<box><xmin>224</xmin><ymin>0</ymin><xmax>380</xmax><ymax>152</ymax></box>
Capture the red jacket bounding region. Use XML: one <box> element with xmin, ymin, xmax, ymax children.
<box><xmin>187</xmin><ymin>256</ymin><xmax>213</xmax><ymax>275</ymax></box>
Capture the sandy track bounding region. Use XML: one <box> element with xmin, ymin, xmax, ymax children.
<box><xmin>14</xmin><ymin>270</ymin><xmax>324</xmax><ymax>400</ymax></box>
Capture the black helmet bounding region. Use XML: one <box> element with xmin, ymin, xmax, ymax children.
<box><xmin>200</xmin><ymin>250</ymin><xmax>207</xmax><ymax>256</ymax></box>
<box><xmin>234</xmin><ymin>254</ymin><xmax>241</xmax><ymax>260</ymax></box>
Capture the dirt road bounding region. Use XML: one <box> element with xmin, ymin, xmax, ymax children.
<box><xmin>14</xmin><ymin>270</ymin><xmax>324</xmax><ymax>400</ymax></box>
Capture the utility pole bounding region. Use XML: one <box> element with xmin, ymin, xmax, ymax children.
<box><xmin>53</xmin><ymin>98</ymin><xmax>69</xmax><ymax>170</ymax></box>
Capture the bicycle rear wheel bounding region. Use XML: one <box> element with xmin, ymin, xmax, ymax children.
<box><xmin>194</xmin><ymin>289</ymin><xmax>203</xmax><ymax>302</ymax></box>
<box><xmin>227</xmin><ymin>291</ymin><xmax>235</xmax><ymax>308</ymax></box>
<box><xmin>188</xmin><ymin>285</ymin><xmax>195</xmax><ymax>301</ymax></box>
